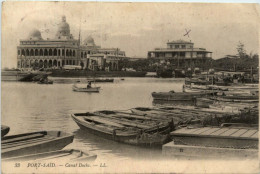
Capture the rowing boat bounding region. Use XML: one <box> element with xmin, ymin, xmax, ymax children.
<box><xmin>3</xmin><ymin>149</ymin><xmax>97</xmax><ymax>162</ymax></box>
<box><xmin>71</xmin><ymin>112</ymin><xmax>173</xmax><ymax>147</ymax></box>
<box><xmin>2</xmin><ymin>131</ymin><xmax>74</xmax><ymax>158</ymax></box>
<box><xmin>1</xmin><ymin>125</ymin><xmax>10</xmax><ymax>137</ymax></box>
<box><xmin>72</xmin><ymin>84</ymin><xmax>100</xmax><ymax>92</ymax></box>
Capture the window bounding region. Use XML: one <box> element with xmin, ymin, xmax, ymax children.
<box><xmin>175</xmin><ymin>45</ymin><xmax>179</xmax><ymax>49</ymax></box>
<box><xmin>181</xmin><ymin>45</ymin><xmax>186</xmax><ymax>49</ymax></box>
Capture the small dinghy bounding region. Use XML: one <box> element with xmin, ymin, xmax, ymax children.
<box><xmin>72</xmin><ymin>84</ymin><xmax>100</xmax><ymax>92</ymax></box>
<box><xmin>2</xmin><ymin>131</ymin><xmax>74</xmax><ymax>158</ymax></box>
<box><xmin>1</xmin><ymin>125</ymin><xmax>10</xmax><ymax>137</ymax></box>
<box><xmin>71</xmin><ymin>111</ymin><xmax>173</xmax><ymax>147</ymax></box>
<box><xmin>3</xmin><ymin>149</ymin><xmax>97</xmax><ymax>162</ymax></box>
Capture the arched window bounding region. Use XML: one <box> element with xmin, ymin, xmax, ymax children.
<box><xmin>44</xmin><ymin>49</ymin><xmax>48</xmax><ymax>56</ymax></box>
<box><xmin>54</xmin><ymin>49</ymin><xmax>57</xmax><ymax>56</ymax></box>
<box><xmin>49</xmin><ymin>49</ymin><xmax>53</xmax><ymax>56</ymax></box>
<box><xmin>70</xmin><ymin>50</ymin><xmax>72</xmax><ymax>56</ymax></box>
<box><xmin>35</xmin><ymin>49</ymin><xmax>39</xmax><ymax>56</ymax></box>
<box><xmin>26</xmin><ymin>49</ymin><xmax>29</xmax><ymax>56</ymax></box>
<box><xmin>73</xmin><ymin>50</ymin><xmax>76</xmax><ymax>57</ymax></box>
<box><xmin>22</xmin><ymin>49</ymin><xmax>25</xmax><ymax>56</ymax></box>
<box><xmin>44</xmin><ymin>60</ymin><xmax>48</xmax><ymax>68</ymax></box>
<box><xmin>18</xmin><ymin>50</ymin><xmax>20</xmax><ymax>56</ymax></box>
<box><xmin>40</xmin><ymin>49</ymin><xmax>43</xmax><ymax>56</ymax></box>
<box><xmin>81</xmin><ymin>52</ymin><xmax>83</xmax><ymax>58</ymax></box>
<box><xmin>84</xmin><ymin>52</ymin><xmax>87</xmax><ymax>58</ymax></box>
<box><xmin>48</xmin><ymin>60</ymin><xmax>52</xmax><ymax>67</ymax></box>
<box><xmin>66</xmin><ymin>50</ymin><xmax>69</xmax><ymax>57</ymax></box>
<box><xmin>58</xmin><ymin>49</ymin><xmax>61</xmax><ymax>56</ymax></box>
<box><xmin>53</xmin><ymin>60</ymin><xmax>57</xmax><ymax>66</ymax></box>
<box><xmin>62</xmin><ymin>49</ymin><xmax>65</xmax><ymax>56</ymax></box>
<box><xmin>30</xmin><ymin>49</ymin><xmax>34</xmax><ymax>56</ymax></box>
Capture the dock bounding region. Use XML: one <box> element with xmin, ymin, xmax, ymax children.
<box><xmin>162</xmin><ymin>127</ymin><xmax>258</xmax><ymax>159</ymax></box>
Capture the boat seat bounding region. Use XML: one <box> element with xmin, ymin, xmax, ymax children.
<box><xmin>2</xmin><ymin>133</ymin><xmax>45</xmax><ymax>144</ymax></box>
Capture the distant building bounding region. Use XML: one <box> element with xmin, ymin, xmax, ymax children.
<box><xmin>17</xmin><ymin>16</ymin><xmax>126</xmax><ymax>71</ymax></box>
<box><xmin>147</xmin><ymin>40</ymin><xmax>212</xmax><ymax>68</ymax></box>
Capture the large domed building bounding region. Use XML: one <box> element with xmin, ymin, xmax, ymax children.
<box><xmin>17</xmin><ymin>16</ymin><xmax>126</xmax><ymax>71</ymax></box>
<box><xmin>55</xmin><ymin>16</ymin><xmax>73</xmax><ymax>40</ymax></box>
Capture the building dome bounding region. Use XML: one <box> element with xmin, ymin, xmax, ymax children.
<box><xmin>56</xmin><ymin>16</ymin><xmax>71</xmax><ymax>39</ymax></box>
<box><xmin>83</xmin><ymin>36</ymin><xmax>95</xmax><ymax>46</ymax></box>
<box><xmin>28</xmin><ymin>29</ymin><xmax>42</xmax><ymax>40</ymax></box>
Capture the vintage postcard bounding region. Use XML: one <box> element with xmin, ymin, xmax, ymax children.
<box><xmin>1</xmin><ymin>1</ymin><xmax>259</xmax><ymax>173</ymax></box>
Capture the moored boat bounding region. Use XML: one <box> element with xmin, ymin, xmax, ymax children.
<box><xmin>3</xmin><ymin>149</ymin><xmax>97</xmax><ymax>162</ymax></box>
<box><xmin>1</xmin><ymin>125</ymin><xmax>10</xmax><ymax>137</ymax></box>
<box><xmin>152</xmin><ymin>91</ymin><xmax>214</xmax><ymax>101</ymax></box>
<box><xmin>2</xmin><ymin>131</ymin><xmax>74</xmax><ymax>158</ymax></box>
<box><xmin>183</xmin><ymin>84</ymin><xmax>228</xmax><ymax>93</ymax></box>
<box><xmin>213</xmin><ymin>92</ymin><xmax>259</xmax><ymax>102</ymax></box>
<box><xmin>72</xmin><ymin>84</ymin><xmax>101</xmax><ymax>92</ymax></box>
<box><xmin>71</xmin><ymin>112</ymin><xmax>173</xmax><ymax>147</ymax></box>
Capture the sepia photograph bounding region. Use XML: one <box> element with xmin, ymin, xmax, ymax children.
<box><xmin>1</xmin><ymin>1</ymin><xmax>259</xmax><ymax>173</ymax></box>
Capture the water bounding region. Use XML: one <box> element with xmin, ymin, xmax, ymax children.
<box><xmin>1</xmin><ymin>77</ymin><xmax>184</xmax><ymax>162</ymax></box>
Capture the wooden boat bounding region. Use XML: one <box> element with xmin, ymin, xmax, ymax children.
<box><xmin>213</xmin><ymin>92</ymin><xmax>259</xmax><ymax>102</ymax></box>
<box><xmin>152</xmin><ymin>91</ymin><xmax>214</xmax><ymax>101</ymax></box>
<box><xmin>71</xmin><ymin>112</ymin><xmax>173</xmax><ymax>147</ymax></box>
<box><xmin>72</xmin><ymin>84</ymin><xmax>100</xmax><ymax>92</ymax></box>
<box><xmin>130</xmin><ymin>106</ymin><xmax>242</xmax><ymax>127</ymax></box>
<box><xmin>185</xmin><ymin>78</ymin><xmax>211</xmax><ymax>85</ymax></box>
<box><xmin>1</xmin><ymin>125</ymin><xmax>10</xmax><ymax>137</ymax></box>
<box><xmin>183</xmin><ymin>84</ymin><xmax>228</xmax><ymax>93</ymax></box>
<box><xmin>3</xmin><ymin>149</ymin><xmax>97</xmax><ymax>162</ymax></box>
<box><xmin>170</xmin><ymin>127</ymin><xmax>258</xmax><ymax>149</ymax></box>
<box><xmin>2</xmin><ymin>131</ymin><xmax>74</xmax><ymax>158</ymax></box>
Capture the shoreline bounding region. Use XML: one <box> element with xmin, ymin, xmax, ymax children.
<box><xmin>49</xmin><ymin>70</ymin><xmax>147</xmax><ymax>78</ymax></box>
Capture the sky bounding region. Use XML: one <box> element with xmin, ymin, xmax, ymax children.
<box><xmin>2</xmin><ymin>2</ymin><xmax>259</xmax><ymax>68</ymax></box>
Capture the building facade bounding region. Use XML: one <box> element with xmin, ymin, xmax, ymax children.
<box><xmin>147</xmin><ymin>40</ymin><xmax>212</xmax><ymax>68</ymax></box>
<box><xmin>17</xmin><ymin>16</ymin><xmax>126</xmax><ymax>71</ymax></box>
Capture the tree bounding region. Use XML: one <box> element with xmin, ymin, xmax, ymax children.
<box><xmin>236</xmin><ymin>41</ymin><xmax>247</xmax><ymax>58</ymax></box>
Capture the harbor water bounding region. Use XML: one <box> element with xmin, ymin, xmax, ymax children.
<box><xmin>1</xmin><ymin>78</ymin><xmax>185</xmax><ymax>162</ymax></box>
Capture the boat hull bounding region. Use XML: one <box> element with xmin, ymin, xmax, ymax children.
<box><xmin>72</xmin><ymin>114</ymin><xmax>171</xmax><ymax>147</ymax></box>
<box><xmin>2</xmin><ymin>131</ymin><xmax>74</xmax><ymax>158</ymax></box>
<box><xmin>1</xmin><ymin>125</ymin><xmax>10</xmax><ymax>137</ymax></box>
<box><xmin>72</xmin><ymin>85</ymin><xmax>100</xmax><ymax>92</ymax></box>
<box><xmin>3</xmin><ymin>149</ymin><xmax>97</xmax><ymax>162</ymax></box>
<box><xmin>152</xmin><ymin>92</ymin><xmax>212</xmax><ymax>101</ymax></box>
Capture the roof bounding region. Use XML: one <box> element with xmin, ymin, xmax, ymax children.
<box><xmin>167</xmin><ymin>40</ymin><xmax>193</xmax><ymax>44</ymax></box>
<box><xmin>149</xmin><ymin>48</ymin><xmax>212</xmax><ymax>53</ymax></box>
